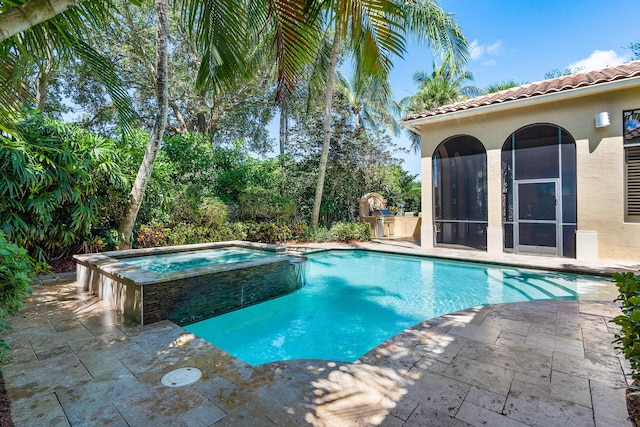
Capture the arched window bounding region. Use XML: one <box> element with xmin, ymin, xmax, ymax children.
<box><xmin>501</xmin><ymin>124</ymin><xmax>576</xmax><ymax>257</ymax></box>
<box><xmin>433</xmin><ymin>135</ymin><xmax>487</xmax><ymax>250</ymax></box>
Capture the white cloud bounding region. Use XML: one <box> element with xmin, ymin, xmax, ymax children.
<box><xmin>469</xmin><ymin>39</ymin><xmax>503</xmax><ymax>63</ymax></box>
<box><xmin>486</xmin><ymin>41</ymin><xmax>503</xmax><ymax>55</ymax></box>
<box><xmin>568</xmin><ymin>50</ymin><xmax>632</xmax><ymax>72</ymax></box>
<box><xmin>470</xmin><ymin>40</ymin><xmax>483</xmax><ymax>60</ymax></box>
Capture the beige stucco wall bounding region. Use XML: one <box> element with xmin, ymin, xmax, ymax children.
<box><xmin>414</xmin><ymin>83</ymin><xmax>640</xmax><ymax>263</ymax></box>
<box><xmin>363</xmin><ymin>216</ymin><xmax>421</xmax><ymax>238</ymax></box>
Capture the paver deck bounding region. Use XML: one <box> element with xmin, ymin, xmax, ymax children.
<box><xmin>4</xmin><ymin>240</ymin><xmax>635</xmax><ymax>426</ymax></box>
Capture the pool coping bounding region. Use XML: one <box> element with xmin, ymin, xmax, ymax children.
<box><xmin>285</xmin><ymin>239</ymin><xmax>640</xmax><ymax>277</ymax></box>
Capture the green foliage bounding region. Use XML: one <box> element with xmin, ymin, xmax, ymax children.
<box><xmin>286</xmin><ymin>89</ymin><xmax>417</xmax><ymax>227</ymax></box>
<box><xmin>238</xmin><ymin>187</ymin><xmax>295</xmax><ymax>222</ymax></box>
<box><xmin>164</xmin><ymin>223</ymin><xmax>247</xmax><ymax>246</ymax></box>
<box><xmin>0</xmin><ymin>110</ymin><xmax>127</xmax><ymax>261</ymax></box>
<box><xmin>330</xmin><ymin>221</ymin><xmax>371</xmax><ymax>242</ymax></box>
<box><xmin>210</xmin><ymin>143</ymin><xmax>283</xmax><ymax>203</ymax></box>
<box><xmin>135</xmin><ymin>225</ymin><xmax>169</xmax><ymax>248</ymax></box>
<box><xmin>135</xmin><ymin>222</ymin><xmax>248</xmax><ymax>247</ymax></box>
<box><xmin>244</xmin><ymin>221</ymin><xmax>293</xmax><ymax>244</ymax></box>
<box><xmin>295</xmin><ymin>222</ymin><xmax>371</xmax><ymax>243</ymax></box>
<box><xmin>300</xmin><ymin>226</ymin><xmax>332</xmax><ymax>243</ymax></box>
<box><xmin>612</xmin><ymin>272</ymin><xmax>640</xmax><ymax>381</ymax></box>
<box><xmin>129</xmin><ymin>135</ymin><xmax>285</xmax><ymax>226</ymax></box>
<box><xmin>168</xmin><ymin>195</ymin><xmax>228</xmax><ymax>228</ymax></box>
<box><xmin>630</xmin><ymin>41</ymin><xmax>640</xmax><ymax>60</ymax></box>
<box><xmin>0</xmin><ymin>231</ymin><xmax>48</xmax><ymax>362</ymax></box>
<box><xmin>81</xmin><ymin>229</ymin><xmax>122</xmax><ymax>253</ymax></box>
<box><xmin>198</xmin><ymin>198</ymin><xmax>228</xmax><ymax>228</ymax></box>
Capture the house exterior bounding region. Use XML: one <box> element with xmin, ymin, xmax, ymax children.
<box><xmin>403</xmin><ymin>61</ymin><xmax>640</xmax><ymax>263</ymax></box>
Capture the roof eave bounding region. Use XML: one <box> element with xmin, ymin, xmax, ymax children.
<box><xmin>401</xmin><ymin>76</ymin><xmax>640</xmax><ymax>131</ymax></box>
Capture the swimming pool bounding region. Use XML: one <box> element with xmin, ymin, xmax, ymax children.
<box><xmin>184</xmin><ymin>250</ymin><xmax>616</xmax><ymax>366</ymax></box>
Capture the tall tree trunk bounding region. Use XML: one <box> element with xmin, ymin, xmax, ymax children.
<box><xmin>35</xmin><ymin>37</ymin><xmax>54</xmax><ymax>110</ymax></box>
<box><xmin>278</xmin><ymin>99</ymin><xmax>288</xmax><ymax>171</ymax></box>
<box><xmin>195</xmin><ymin>90</ymin><xmax>207</xmax><ymax>134</ymax></box>
<box><xmin>311</xmin><ymin>19</ymin><xmax>341</xmax><ymax>228</ymax></box>
<box><xmin>169</xmin><ymin>98</ymin><xmax>187</xmax><ymax>134</ymax></box>
<box><xmin>118</xmin><ymin>0</ymin><xmax>168</xmax><ymax>249</ymax></box>
<box><xmin>0</xmin><ymin>0</ymin><xmax>85</xmax><ymax>42</ymax></box>
<box><xmin>35</xmin><ymin>68</ymin><xmax>49</xmax><ymax>110</ymax></box>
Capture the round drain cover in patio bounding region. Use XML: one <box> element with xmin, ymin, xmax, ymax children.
<box><xmin>161</xmin><ymin>367</ymin><xmax>202</xmax><ymax>387</ymax></box>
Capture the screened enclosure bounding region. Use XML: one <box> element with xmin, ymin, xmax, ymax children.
<box><xmin>433</xmin><ymin>135</ymin><xmax>488</xmax><ymax>250</ymax></box>
<box><xmin>501</xmin><ymin>124</ymin><xmax>576</xmax><ymax>257</ymax></box>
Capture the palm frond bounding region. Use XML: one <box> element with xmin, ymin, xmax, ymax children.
<box><xmin>484</xmin><ymin>79</ymin><xmax>525</xmax><ymax>94</ymax></box>
<box><xmin>0</xmin><ymin>0</ymin><xmax>92</xmax><ymax>42</ymax></box>
<box><xmin>344</xmin><ymin>0</ymin><xmax>405</xmax><ymax>80</ymax></box>
<box><xmin>178</xmin><ymin>0</ymin><xmax>252</xmax><ymax>93</ymax></box>
<box><xmin>268</xmin><ymin>0</ymin><xmax>323</xmax><ymax>104</ymax></box>
<box><xmin>0</xmin><ymin>0</ymin><xmax>136</xmax><ymax>132</ymax></box>
<box><xmin>396</xmin><ymin>0</ymin><xmax>469</xmax><ymax>67</ymax></box>
<box><xmin>304</xmin><ymin>26</ymin><xmax>332</xmax><ymax>115</ymax></box>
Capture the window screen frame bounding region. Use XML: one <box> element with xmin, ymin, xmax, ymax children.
<box><xmin>624</xmin><ymin>109</ymin><xmax>640</xmax><ymax>222</ymax></box>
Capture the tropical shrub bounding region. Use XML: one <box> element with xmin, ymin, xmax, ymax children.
<box><xmin>195</xmin><ymin>197</ymin><xmax>228</xmax><ymax>227</ymax></box>
<box><xmin>81</xmin><ymin>229</ymin><xmax>122</xmax><ymax>253</ymax></box>
<box><xmin>612</xmin><ymin>272</ymin><xmax>640</xmax><ymax>381</ymax></box>
<box><xmin>130</xmin><ymin>135</ymin><xmax>284</xmax><ymax>225</ymax></box>
<box><xmin>330</xmin><ymin>221</ymin><xmax>372</xmax><ymax>242</ymax></box>
<box><xmin>243</xmin><ymin>221</ymin><xmax>293</xmax><ymax>244</ymax></box>
<box><xmin>166</xmin><ymin>193</ymin><xmax>228</xmax><ymax>228</ymax></box>
<box><xmin>164</xmin><ymin>223</ymin><xmax>247</xmax><ymax>246</ymax></box>
<box><xmin>135</xmin><ymin>224</ymin><xmax>168</xmax><ymax>248</ymax></box>
<box><xmin>0</xmin><ymin>231</ymin><xmax>48</xmax><ymax>362</ymax></box>
<box><xmin>0</xmin><ymin>110</ymin><xmax>127</xmax><ymax>261</ymax></box>
<box><xmin>209</xmin><ymin>142</ymin><xmax>283</xmax><ymax>203</ymax></box>
<box><xmin>300</xmin><ymin>226</ymin><xmax>332</xmax><ymax>243</ymax></box>
<box><xmin>291</xmin><ymin>221</ymin><xmax>309</xmax><ymax>241</ymax></box>
<box><xmin>238</xmin><ymin>187</ymin><xmax>295</xmax><ymax>222</ymax></box>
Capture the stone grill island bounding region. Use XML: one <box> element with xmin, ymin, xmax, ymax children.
<box><xmin>74</xmin><ymin>241</ymin><xmax>307</xmax><ymax>325</ymax></box>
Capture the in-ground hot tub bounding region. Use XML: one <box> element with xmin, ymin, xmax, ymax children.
<box><xmin>74</xmin><ymin>241</ymin><xmax>307</xmax><ymax>325</ymax></box>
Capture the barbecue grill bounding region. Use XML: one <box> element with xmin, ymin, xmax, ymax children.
<box><xmin>373</xmin><ymin>209</ymin><xmax>395</xmax><ymax>237</ymax></box>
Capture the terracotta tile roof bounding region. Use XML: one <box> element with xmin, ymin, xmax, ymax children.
<box><xmin>404</xmin><ymin>60</ymin><xmax>640</xmax><ymax>122</ymax></box>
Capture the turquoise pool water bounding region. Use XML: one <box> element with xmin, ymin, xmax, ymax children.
<box><xmin>120</xmin><ymin>247</ymin><xmax>278</xmax><ymax>274</ymax></box>
<box><xmin>184</xmin><ymin>250</ymin><xmax>614</xmax><ymax>366</ymax></box>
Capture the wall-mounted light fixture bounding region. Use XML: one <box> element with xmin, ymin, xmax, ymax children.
<box><xmin>595</xmin><ymin>111</ymin><xmax>610</xmax><ymax>128</ymax></box>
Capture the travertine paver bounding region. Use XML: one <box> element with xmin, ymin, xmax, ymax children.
<box><xmin>550</xmin><ymin>370</ymin><xmax>591</xmax><ymax>408</ymax></box>
<box><xmin>3</xmin><ymin>243</ymin><xmax>634</xmax><ymax>426</ymax></box>
<box><xmin>590</xmin><ymin>380</ymin><xmax>632</xmax><ymax>427</ymax></box>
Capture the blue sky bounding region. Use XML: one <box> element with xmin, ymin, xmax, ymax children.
<box><xmin>392</xmin><ymin>0</ymin><xmax>638</xmax><ymax>176</ymax></box>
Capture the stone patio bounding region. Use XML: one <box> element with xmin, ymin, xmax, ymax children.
<box><xmin>4</xmin><ymin>242</ymin><xmax>635</xmax><ymax>426</ymax></box>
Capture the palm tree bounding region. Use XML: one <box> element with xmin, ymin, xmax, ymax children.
<box><xmin>401</xmin><ymin>57</ymin><xmax>478</xmax><ymax>152</ymax></box>
<box><xmin>0</xmin><ymin>0</ymin><xmax>86</xmax><ymax>42</ymax></box>
<box><xmin>0</xmin><ymin>0</ymin><xmax>323</xmax><ymax>115</ymax></box>
<box><xmin>407</xmin><ymin>58</ymin><xmax>480</xmax><ymax>110</ymax></box>
<box><xmin>310</xmin><ymin>0</ymin><xmax>469</xmax><ymax>227</ymax></box>
<box><xmin>484</xmin><ymin>79</ymin><xmax>523</xmax><ymax>94</ymax></box>
<box><xmin>1</xmin><ymin>0</ymin><xmax>468</xmax><ymax>233</ymax></box>
<box><xmin>335</xmin><ymin>70</ymin><xmax>401</xmax><ymax>135</ymax></box>
<box><xmin>0</xmin><ymin>0</ymin><xmax>135</xmax><ymax>132</ymax></box>
<box><xmin>1</xmin><ymin>0</ymin><xmax>324</xmax><ymax>246</ymax></box>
